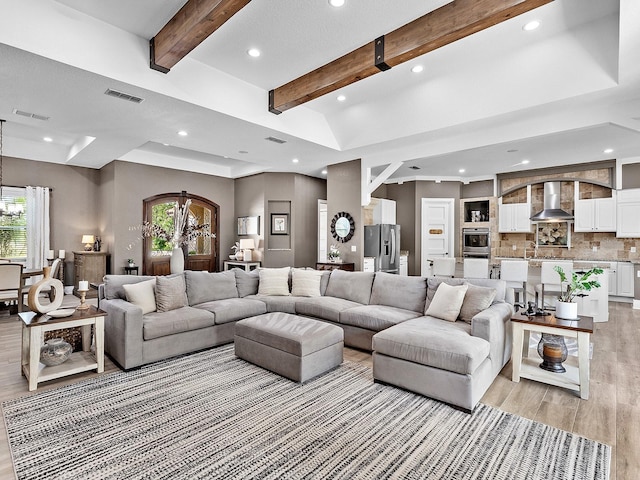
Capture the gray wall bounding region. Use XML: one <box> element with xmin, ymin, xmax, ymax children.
<box><xmin>462</xmin><ymin>180</ymin><xmax>493</xmax><ymax>198</ymax></box>
<box><xmin>234</xmin><ymin>172</ymin><xmax>326</xmax><ymax>268</ymax></box>
<box><xmin>622</xmin><ymin>163</ymin><xmax>640</xmax><ymax>189</ymax></box>
<box><xmin>5</xmin><ymin>156</ymin><xmax>101</xmax><ymax>284</ymax></box>
<box><xmin>327</xmin><ymin>159</ymin><xmax>363</xmax><ymax>270</ymax></box>
<box><xmin>107</xmin><ymin>161</ymin><xmax>235</xmax><ymax>274</ymax></box>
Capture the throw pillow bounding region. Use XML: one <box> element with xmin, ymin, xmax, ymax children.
<box><xmin>234</xmin><ymin>269</ymin><xmax>260</xmax><ymax>297</ymax></box>
<box><xmin>459</xmin><ymin>283</ymin><xmax>497</xmax><ymax>323</ymax></box>
<box><xmin>123</xmin><ymin>279</ymin><xmax>156</xmax><ymax>315</ymax></box>
<box><xmin>258</xmin><ymin>267</ymin><xmax>291</xmax><ymax>296</ymax></box>
<box><xmin>291</xmin><ymin>268</ymin><xmax>323</xmax><ymax>297</ymax></box>
<box><xmin>425</xmin><ymin>282</ymin><xmax>468</xmax><ymax>322</ymax></box>
<box><xmin>155</xmin><ymin>274</ymin><xmax>188</xmax><ymax>312</ymax></box>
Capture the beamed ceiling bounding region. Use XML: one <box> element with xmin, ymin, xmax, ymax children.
<box><xmin>0</xmin><ymin>0</ymin><xmax>639</xmax><ymax>183</ymax></box>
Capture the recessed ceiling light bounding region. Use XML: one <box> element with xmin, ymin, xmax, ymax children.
<box><xmin>292</xmin><ymin>158</ymin><xmax>299</xmax><ymax>163</ymax></box>
<box><xmin>522</xmin><ymin>159</ymin><xmax>530</xmax><ymax>164</ymax></box>
<box><xmin>43</xmin><ymin>137</ymin><xmax>52</xmax><ymax>142</ymax></box>
<box><xmin>162</xmin><ymin>143</ymin><xmax>170</xmax><ymax>146</ymax></box>
<box><xmin>321</xmin><ymin>169</ymin><xmax>328</xmax><ymax>175</ymax></box>
<box><xmin>329</xmin><ymin>0</ymin><xmax>345</xmax><ymax>7</ymax></box>
<box><xmin>247</xmin><ymin>48</ymin><xmax>261</xmax><ymax>58</ymax></box>
<box><xmin>411</xmin><ymin>65</ymin><xmax>424</xmax><ymax>73</ymax></box>
<box><xmin>458</xmin><ymin>168</ymin><xmax>465</xmax><ymax>173</ymax></box>
<box><xmin>523</xmin><ymin>20</ymin><xmax>540</xmax><ymax>31</ymax></box>
<box><xmin>603</xmin><ymin>148</ymin><xmax>614</xmax><ymax>154</ymax></box>
<box><xmin>177</xmin><ymin>130</ymin><xmax>188</xmax><ymax>136</ymax></box>
<box><xmin>337</xmin><ymin>95</ymin><xmax>346</xmax><ymax>102</ymax></box>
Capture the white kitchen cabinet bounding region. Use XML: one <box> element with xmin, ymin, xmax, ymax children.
<box><xmin>499</xmin><ymin>203</ymin><xmax>532</xmax><ymax>233</ymax></box>
<box><xmin>373</xmin><ymin>199</ymin><xmax>396</xmax><ymax>224</ymax></box>
<box><xmin>608</xmin><ymin>263</ymin><xmax>617</xmax><ymax>296</ymax></box>
<box><xmin>363</xmin><ymin>257</ymin><xmax>375</xmax><ymax>273</ymax></box>
<box><xmin>616</xmin><ymin>262</ymin><xmax>635</xmax><ymax>297</ymax></box>
<box><xmin>574</xmin><ymin>197</ymin><xmax>616</xmax><ymax>232</ymax></box>
<box><xmin>575</xmin><ymin>269</ymin><xmax>609</xmax><ymax>322</ymax></box>
<box><xmin>616</xmin><ymin>188</ymin><xmax>640</xmax><ymax>238</ymax></box>
<box><xmin>399</xmin><ymin>254</ymin><xmax>408</xmax><ymax>276</ymax></box>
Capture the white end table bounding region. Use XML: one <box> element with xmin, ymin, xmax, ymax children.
<box><xmin>223</xmin><ymin>260</ymin><xmax>260</xmax><ymax>271</ymax></box>
<box><xmin>19</xmin><ymin>306</ymin><xmax>106</xmax><ymax>391</ymax></box>
<box><xmin>511</xmin><ymin>312</ymin><xmax>593</xmax><ymax>400</ymax></box>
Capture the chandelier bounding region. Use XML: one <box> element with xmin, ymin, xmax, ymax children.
<box><xmin>0</xmin><ymin>119</ymin><xmax>24</xmax><ymax>218</ymax></box>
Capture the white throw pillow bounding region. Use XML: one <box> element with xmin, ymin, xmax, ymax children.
<box><xmin>258</xmin><ymin>267</ymin><xmax>291</xmax><ymax>296</ymax></box>
<box><xmin>291</xmin><ymin>268</ymin><xmax>323</xmax><ymax>297</ymax></box>
<box><xmin>123</xmin><ymin>279</ymin><xmax>156</xmax><ymax>315</ymax></box>
<box><xmin>426</xmin><ymin>282</ymin><xmax>468</xmax><ymax>322</ymax></box>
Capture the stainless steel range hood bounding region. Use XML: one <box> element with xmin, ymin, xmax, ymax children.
<box><xmin>530</xmin><ymin>182</ymin><xmax>574</xmax><ymax>222</ymax></box>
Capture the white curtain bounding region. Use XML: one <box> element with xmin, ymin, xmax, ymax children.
<box><xmin>26</xmin><ymin>186</ymin><xmax>50</xmax><ymax>269</ymax></box>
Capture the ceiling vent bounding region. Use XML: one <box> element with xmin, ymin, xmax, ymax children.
<box><xmin>104</xmin><ymin>88</ymin><xmax>145</xmax><ymax>104</ymax></box>
<box><xmin>265</xmin><ymin>136</ymin><xmax>286</xmax><ymax>144</ymax></box>
<box><xmin>409</xmin><ymin>165</ymin><xmax>421</xmax><ymax>170</ymax></box>
<box><xmin>12</xmin><ymin>109</ymin><xmax>50</xmax><ymax>121</ymax></box>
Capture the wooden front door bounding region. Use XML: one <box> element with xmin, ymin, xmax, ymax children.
<box><xmin>142</xmin><ymin>192</ymin><xmax>219</xmax><ymax>275</ymax></box>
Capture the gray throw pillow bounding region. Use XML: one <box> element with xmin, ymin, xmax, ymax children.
<box><xmin>459</xmin><ymin>283</ymin><xmax>496</xmax><ymax>323</ymax></box>
<box><xmin>234</xmin><ymin>269</ymin><xmax>260</xmax><ymax>297</ymax></box>
<box><xmin>155</xmin><ymin>275</ymin><xmax>188</xmax><ymax>312</ymax></box>
<box><xmin>185</xmin><ymin>270</ymin><xmax>238</xmax><ymax>305</ymax></box>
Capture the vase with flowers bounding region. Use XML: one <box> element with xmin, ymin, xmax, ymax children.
<box><xmin>231</xmin><ymin>242</ymin><xmax>243</xmax><ymax>260</ymax></box>
<box><xmin>135</xmin><ymin>199</ymin><xmax>215</xmax><ymax>274</ymax></box>
<box><xmin>328</xmin><ymin>244</ymin><xmax>341</xmax><ymax>263</ymax></box>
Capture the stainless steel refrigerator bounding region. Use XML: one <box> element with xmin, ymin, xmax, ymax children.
<box><xmin>364</xmin><ymin>224</ymin><xmax>401</xmax><ymax>274</ymax></box>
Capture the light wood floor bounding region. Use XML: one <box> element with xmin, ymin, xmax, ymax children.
<box><xmin>1</xmin><ymin>301</ymin><xmax>638</xmax><ymax>479</ymax></box>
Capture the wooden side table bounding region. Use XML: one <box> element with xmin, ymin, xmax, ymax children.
<box><xmin>124</xmin><ymin>265</ymin><xmax>139</xmax><ymax>275</ymax></box>
<box><xmin>511</xmin><ymin>312</ymin><xmax>593</xmax><ymax>399</ymax></box>
<box><xmin>19</xmin><ymin>306</ymin><xmax>106</xmax><ymax>391</ymax></box>
<box><xmin>223</xmin><ymin>260</ymin><xmax>261</xmax><ymax>271</ymax></box>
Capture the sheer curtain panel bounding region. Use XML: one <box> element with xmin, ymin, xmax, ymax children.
<box><xmin>26</xmin><ymin>186</ymin><xmax>50</xmax><ymax>270</ymax></box>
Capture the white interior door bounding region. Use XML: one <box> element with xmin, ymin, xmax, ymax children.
<box><xmin>421</xmin><ymin>198</ymin><xmax>455</xmax><ymax>276</ymax></box>
<box><xmin>318</xmin><ymin>200</ymin><xmax>327</xmax><ymax>262</ymax></box>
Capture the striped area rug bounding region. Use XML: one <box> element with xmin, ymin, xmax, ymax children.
<box><xmin>3</xmin><ymin>345</ymin><xmax>609</xmax><ymax>480</ymax></box>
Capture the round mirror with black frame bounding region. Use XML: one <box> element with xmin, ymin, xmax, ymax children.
<box><xmin>331</xmin><ymin>211</ymin><xmax>355</xmax><ymax>243</ymax></box>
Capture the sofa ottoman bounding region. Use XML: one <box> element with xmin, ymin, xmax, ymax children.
<box><xmin>235</xmin><ymin>312</ymin><xmax>344</xmax><ymax>383</ymax></box>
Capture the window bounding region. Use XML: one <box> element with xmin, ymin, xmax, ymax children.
<box><xmin>0</xmin><ymin>187</ymin><xmax>27</xmax><ymax>260</ymax></box>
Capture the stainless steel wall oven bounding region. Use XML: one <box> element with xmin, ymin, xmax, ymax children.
<box><xmin>462</xmin><ymin>228</ymin><xmax>490</xmax><ymax>257</ymax></box>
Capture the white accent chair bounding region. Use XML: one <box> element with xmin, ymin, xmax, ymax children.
<box><xmin>431</xmin><ymin>257</ymin><xmax>456</xmax><ymax>277</ymax></box>
<box><xmin>535</xmin><ymin>260</ymin><xmax>573</xmax><ymax>309</ymax></box>
<box><xmin>463</xmin><ymin>258</ymin><xmax>489</xmax><ymax>279</ymax></box>
<box><xmin>500</xmin><ymin>260</ymin><xmax>529</xmax><ymax>306</ymax></box>
<box><xmin>0</xmin><ymin>263</ymin><xmax>24</xmax><ymax>312</ymax></box>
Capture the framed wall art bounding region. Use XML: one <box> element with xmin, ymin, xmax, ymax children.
<box><xmin>270</xmin><ymin>213</ymin><xmax>289</xmax><ymax>235</ymax></box>
<box><xmin>237</xmin><ymin>216</ymin><xmax>260</xmax><ymax>236</ymax></box>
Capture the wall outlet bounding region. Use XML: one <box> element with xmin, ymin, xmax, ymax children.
<box><xmin>592</xmin><ymin>246</ymin><xmax>598</xmax><ymax>252</ymax></box>
<box><xmin>631</xmin><ymin>247</ymin><xmax>637</xmax><ymax>253</ymax></box>
<box><xmin>512</xmin><ymin>244</ymin><xmax>517</xmax><ymax>251</ymax></box>
<box><xmin>351</xmin><ymin>245</ymin><xmax>356</xmax><ymax>252</ymax></box>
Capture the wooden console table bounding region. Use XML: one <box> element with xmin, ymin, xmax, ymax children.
<box><xmin>511</xmin><ymin>312</ymin><xmax>593</xmax><ymax>399</ymax></box>
<box><xmin>315</xmin><ymin>262</ymin><xmax>355</xmax><ymax>271</ymax></box>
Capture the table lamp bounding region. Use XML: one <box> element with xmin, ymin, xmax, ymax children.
<box><xmin>82</xmin><ymin>235</ymin><xmax>95</xmax><ymax>251</ymax></box>
<box><xmin>239</xmin><ymin>239</ymin><xmax>255</xmax><ymax>261</ymax></box>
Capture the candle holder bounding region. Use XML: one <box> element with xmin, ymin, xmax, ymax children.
<box><xmin>76</xmin><ymin>289</ymin><xmax>90</xmax><ymax>310</ymax></box>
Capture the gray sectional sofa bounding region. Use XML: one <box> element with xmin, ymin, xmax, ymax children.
<box><xmin>99</xmin><ymin>268</ymin><xmax>513</xmax><ymax>411</ymax></box>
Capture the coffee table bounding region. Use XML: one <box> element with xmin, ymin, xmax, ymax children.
<box><xmin>511</xmin><ymin>312</ymin><xmax>594</xmax><ymax>399</ymax></box>
<box><xmin>19</xmin><ymin>305</ymin><xmax>106</xmax><ymax>391</ymax></box>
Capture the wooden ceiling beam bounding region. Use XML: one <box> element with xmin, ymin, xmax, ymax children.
<box><xmin>269</xmin><ymin>0</ymin><xmax>553</xmax><ymax>114</ymax></box>
<box><xmin>150</xmin><ymin>0</ymin><xmax>251</xmax><ymax>73</ymax></box>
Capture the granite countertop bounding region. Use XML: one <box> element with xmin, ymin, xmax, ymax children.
<box><xmin>491</xmin><ymin>256</ymin><xmax>631</xmax><ymax>268</ymax></box>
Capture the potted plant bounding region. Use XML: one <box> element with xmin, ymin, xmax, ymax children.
<box><xmin>553</xmin><ymin>265</ymin><xmax>603</xmax><ymax>319</ymax></box>
<box><xmin>126</xmin><ymin>258</ymin><xmax>135</xmax><ymax>267</ymax></box>
<box><xmin>328</xmin><ymin>244</ymin><xmax>341</xmax><ymax>262</ymax></box>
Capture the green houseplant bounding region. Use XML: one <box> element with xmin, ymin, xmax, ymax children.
<box><xmin>554</xmin><ymin>266</ymin><xmax>603</xmax><ymax>302</ymax></box>
<box><xmin>553</xmin><ymin>265</ymin><xmax>603</xmax><ymax>319</ymax></box>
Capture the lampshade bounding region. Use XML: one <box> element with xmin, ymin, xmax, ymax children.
<box><xmin>239</xmin><ymin>239</ymin><xmax>255</xmax><ymax>250</ymax></box>
<box><xmin>81</xmin><ymin>235</ymin><xmax>95</xmax><ymax>245</ymax></box>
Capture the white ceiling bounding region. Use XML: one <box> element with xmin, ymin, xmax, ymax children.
<box><xmin>1</xmin><ymin>0</ymin><xmax>639</xmax><ymax>183</ymax></box>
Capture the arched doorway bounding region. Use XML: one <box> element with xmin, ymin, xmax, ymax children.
<box><xmin>142</xmin><ymin>191</ymin><xmax>219</xmax><ymax>275</ymax></box>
